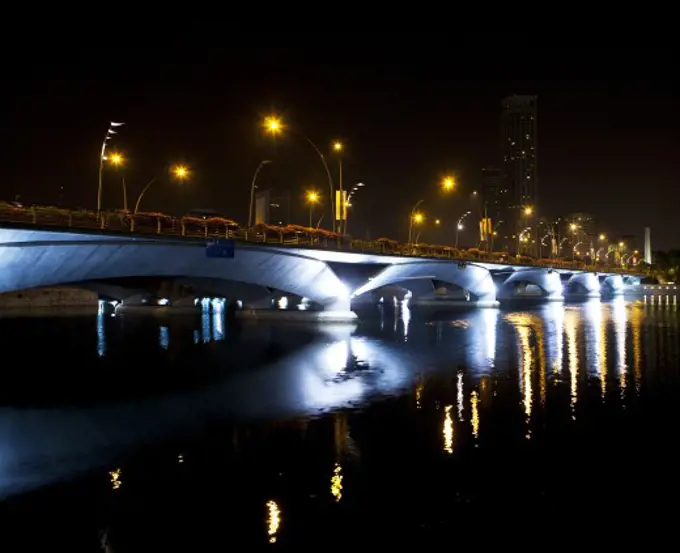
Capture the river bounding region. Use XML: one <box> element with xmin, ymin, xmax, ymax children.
<box><xmin>0</xmin><ymin>298</ymin><xmax>677</xmax><ymax>548</ymax></box>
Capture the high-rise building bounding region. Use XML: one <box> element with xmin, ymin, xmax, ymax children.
<box><xmin>501</xmin><ymin>95</ymin><xmax>538</xmax><ymax>254</ymax></box>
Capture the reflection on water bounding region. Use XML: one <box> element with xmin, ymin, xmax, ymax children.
<box><xmin>265</xmin><ymin>500</ymin><xmax>281</xmax><ymax>544</ymax></box>
<box><xmin>3</xmin><ymin>299</ymin><xmax>680</xmax><ymax>545</ymax></box>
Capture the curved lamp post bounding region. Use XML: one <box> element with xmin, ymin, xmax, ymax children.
<box><xmin>248</xmin><ymin>160</ymin><xmax>272</xmax><ymax>227</ymax></box>
<box><xmin>97</xmin><ymin>121</ymin><xmax>125</xmax><ymax>214</ymax></box>
<box><xmin>408</xmin><ymin>199</ymin><xmax>424</xmax><ymax>244</ymax></box>
<box><xmin>263</xmin><ymin>116</ymin><xmax>336</xmax><ymax>231</ymax></box>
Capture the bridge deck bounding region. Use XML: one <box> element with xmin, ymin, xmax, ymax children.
<box><xmin>0</xmin><ymin>204</ymin><xmax>642</xmax><ymax>277</ymax></box>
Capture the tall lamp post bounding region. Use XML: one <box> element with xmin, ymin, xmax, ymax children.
<box><xmin>344</xmin><ymin>182</ymin><xmax>365</xmax><ymax>235</ymax></box>
<box><xmin>98</xmin><ymin>121</ymin><xmax>125</xmax><ymax>214</ymax></box>
<box><xmin>248</xmin><ymin>160</ymin><xmax>272</xmax><ymax>228</ymax></box>
<box><xmin>455</xmin><ymin>211</ymin><xmax>471</xmax><ymax>248</ymax></box>
<box><xmin>408</xmin><ymin>200</ymin><xmax>425</xmax><ymax>244</ymax></box>
<box><xmin>263</xmin><ymin>116</ymin><xmax>335</xmax><ymax>231</ymax></box>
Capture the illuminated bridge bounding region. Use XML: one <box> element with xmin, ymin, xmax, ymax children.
<box><xmin>0</xmin><ymin>221</ymin><xmax>641</xmax><ymax>321</ymax></box>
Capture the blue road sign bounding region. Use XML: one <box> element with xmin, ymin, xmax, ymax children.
<box><xmin>206</xmin><ymin>238</ymin><xmax>235</xmax><ymax>258</ymax></box>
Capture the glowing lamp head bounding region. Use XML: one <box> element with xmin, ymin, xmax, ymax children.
<box><xmin>307</xmin><ymin>191</ymin><xmax>319</xmax><ymax>203</ymax></box>
<box><xmin>332</xmin><ymin>141</ymin><xmax>343</xmax><ymax>152</ymax></box>
<box><xmin>109</xmin><ymin>152</ymin><xmax>124</xmax><ymax>166</ymax></box>
<box><xmin>413</xmin><ymin>212</ymin><xmax>424</xmax><ymax>224</ymax></box>
<box><xmin>172</xmin><ymin>165</ymin><xmax>189</xmax><ymax>180</ymax></box>
<box><xmin>599</xmin><ymin>233</ymin><xmax>606</xmax><ymax>241</ymax></box>
<box><xmin>442</xmin><ymin>176</ymin><xmax>455</xmax><ymax>191</ymax></box>
<box><xmin>263</xmin><ymin>116</ymin><xmax>283</xmax><ymax>135</ymax></box>
<box><xmin>524</xmin><ymin>206</ymin><xmax>533</xmax><ymax>216</ymax></box>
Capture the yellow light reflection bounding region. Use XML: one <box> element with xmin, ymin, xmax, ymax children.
<box><xmin>535</xmin><ymin>318</ymin><xmax>546</xmax><ymax>406</ymax></box>
<box><xmin>506</xmin><ymin>313</ymin><xmax>535</xmax><ymax>426</ymax></box>
<box><xmin>330</xmin><ymin>463</ymin><xmax>343</xmax><ymax>502</ymax></box>
<box><xmin>415</xmin><ymin>376</ymin><xmax>424</xmax><ymax>409</ymax></box>
<box><xmin>471</xmin><ymin>391</ymin><xmax>479</xmax><ymax>440</ymax></box>
<box><xmin>266</xmin><ymin>500</ymin><xmax>281</xmax><ymax>543</ymax></box>
<box><xmin>630</xmin><ymin>304</ymin><xmax>643</xmax><ymax>395</ymax></box>
<box><xmin>443</xmin><ymin>405</ymin><xmax>454</xmax><ymax>454</ymax></box>
<box><xmin>565</xmin><ymin>309</ymin><xmax>579</xmax><ymax>418</ymax></box>
<box><xmin>109</xmin><ymin>468</ymin><xmax>122</xmax><ymax>490</ymax></box>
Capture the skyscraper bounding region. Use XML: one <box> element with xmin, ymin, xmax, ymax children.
<box><xmin>501</xmin><ymin>95</ymin><xmax>538</xmax><ymax>253</ymax></box>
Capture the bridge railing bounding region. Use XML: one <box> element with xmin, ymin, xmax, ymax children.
<box><xmin>0</xmin><ymin>202</ymin><xmax>642</xmax><ymax>276</ymax></box>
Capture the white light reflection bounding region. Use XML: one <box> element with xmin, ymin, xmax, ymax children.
<box><xmin>212</xmin><ymin>311</ymin><xmax>225</xmax><ymax>341</ymax></box>
<box><xmin>612</xmin><ymin>297</ymin><xmax>628</xmax><ymax>400</ymax></box>
<box><xmin>0</xmin><ymin>331</ymin><xmax>426</xmax><ymax>499</ymax></box>
<box><xmin>96</xmin><ymin>311</ymin><xmax>106</xmax><ymax>357</ymax></box>
<box><xmin>564</xmin><ymin>308</ymin><xmax>579</xmax><ymax>418</ymax></box>
<box><xmin>543</xmin><ymin>302</ymin><xmax>564</xmax><ymax>375</ymax></box>
<box><xmin>584</xmin><ymin>300</ymin><xmax>604</xmax><ymax>397</ymax></box>
<box><xmin>201</xmin><ymin>311</ymin><xmax>211</xmax><ymax>343</ymax></box>
<box><xmin>465</xmin><ymin>309</ymin><xmax>499</xmax><ymax>372</ymax></box>
<box><xmin>401</xmin><ymin>299</ymin><xmax>411</xmax><ymax>339</ymax></box>
<box><xmin>456</xmin><ymin>371</ymin><xmax>465</xmax><ymax>421</ymax></box>
<box><xmin>159</xmin><ymin>326</ymin><xmax>169</xmax><ymax>350</ymax></box>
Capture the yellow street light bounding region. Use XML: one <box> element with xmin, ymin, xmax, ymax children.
<box><xmin>435</xmin><ymin>219</ymin><xmax>441</xmax><ymax>225</ymax></box>
<box><xmin>109</xmin><ymin>152</ymin><xmax>124</xmax><ymax>167</ymax></box>
<box><xmin>306</xmin><ymin>190</ymin><xmax>319</xmax><ymax>227</ymax></box>
<box><xmin>599</xmin><ymin>233</ymin><xmax>606</xmax><ymax>241</ymax></box>
<box><xmin>332</xmin><ymin>141</ymin><xmax>343</xmax><ymax>152</ymax></box>
<box><xmin>524</xmin><ymin>206</ymin><xmax>533</xmax><ymax>216</ymax></box>
<box><xmin>413</xmin><ymin>212</ymin><xmax>424</xmax><ymax>224</ymax></box>
<box><xmin>618</xmin><ymin>241</ymin><xmax>625</xmax><ymax>248</ymax></box>
<box><xmin>172</xmin><ymin>165</ymin><xmax>189</xmax><ymax>180</ymax></box>
<box><xmin>570</xmin><ymin>223</ymin><xmax>578</xmax><ymax>232</ymax></box>
<box><xmin>442</xmin><ymin>176</ymin><xmax>455</xmax><ymax>191</ymax></box>
<box><xmin>263</xmin><ymin>115</ymin><xmax>283</xmax><ymax>136</ymax></box>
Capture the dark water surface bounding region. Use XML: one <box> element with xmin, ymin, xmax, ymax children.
<box><xmin>1</xmin><ymin>299</ymin><xmax>679</xmax><ymax>549</ymax></box>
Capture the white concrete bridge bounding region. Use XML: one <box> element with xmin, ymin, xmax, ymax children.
<box><xmin>0</xmin><ymin>224</ymin><xmax>640</xmax><ymax>321</ymax></box>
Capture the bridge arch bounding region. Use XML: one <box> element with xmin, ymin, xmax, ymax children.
<box><xmin>0</xmin><ymin>228</ymin><xmax>351</xmax><ymax>312</ymax></box>
<box><xmin>351</xmin><ymin>260</ymin><xmax>498</xmax><ymax>306</ymax></box>
<box><xmin>564</xmin><ymin>272</ymin><xmax>601</xmax><ymax>298</ymax></box>
<box><xmin>496</xmin><ymin>268</ymin><xmax>564</xmax><ymax>301</ymax></box>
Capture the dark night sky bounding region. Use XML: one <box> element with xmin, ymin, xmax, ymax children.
<box><xmin>2</xmin><ymin>28</ymin><xmax>677</xmax><ymax>248</ymax></box>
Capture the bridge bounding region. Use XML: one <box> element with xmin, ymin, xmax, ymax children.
<box><xmin>0</xmin><ymin>205</ymin><xmax>642</xmax><ymax>321</ymax></box>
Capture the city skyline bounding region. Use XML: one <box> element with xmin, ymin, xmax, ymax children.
<box><xmin>1</xmin><ymin>39</ymin><xmax>676</xmax><ymax>249</ymax></box>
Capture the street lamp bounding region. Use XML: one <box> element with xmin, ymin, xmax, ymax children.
<box><xmin>262</xmin><ymin>115</ymin><xmax>335</xmax><ymax>231</ymax></box>
<box><xmin>455</xmin><ymin>211</ymin><xmax>471</xmax><ymax>248</ymax></box>
<box><xmin>134</xmin><ymin>164</ymin><xmax>190</xmax><ymax>215</ymax></box>
<box><xmin>248</xmin><ymin>160</ymin><xmax>272</xmax><ymax>227</ymax></box>
<box><xmin>98</xmin><ymin>121</ymin><xmax>125</xmax><ymax>214</ymax></box>
<box><xmin>344</xmin><ymin>182</ymin><xmax>365</xmax><ymax>235</ymax></box>
<box><xmin>408</xmin><ymin>200</ymin><xmax>425</xmax><ymax>244</ymax></box>
<box><xmin>442</xmin><ymin>176</ymin><xmax>455</xmax><ymax>191</ymax></box>
<box><xmin>306</xmin><ymin>190</ymin><xmax>319</xmax><ymax>227</ymax></box>
<box><xmin>106</xmin><ymin>152</ymin><xmax>128</xmax><ymax>211</ymax></box>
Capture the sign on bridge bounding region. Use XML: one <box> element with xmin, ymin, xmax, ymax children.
<box><xmin>205</xmin><ymin>238</ymin><xmax>235</xmax><ymax>258</ymax></box>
